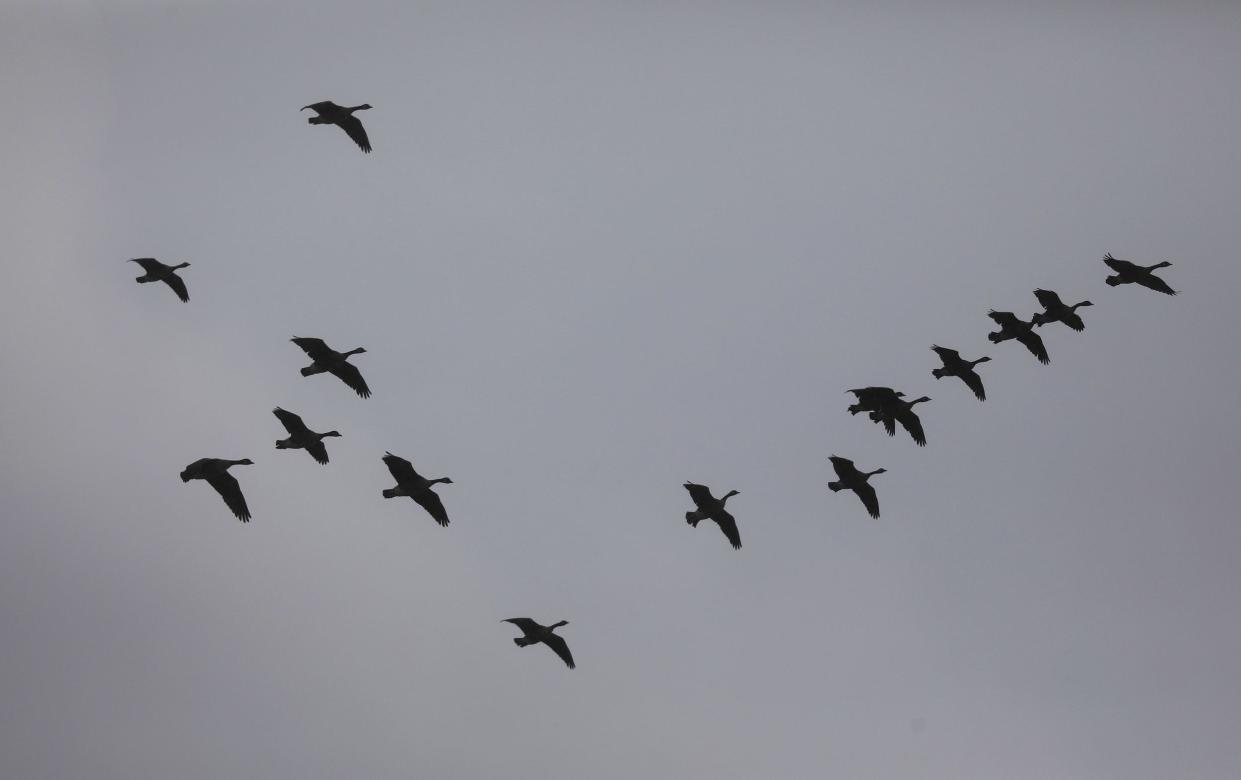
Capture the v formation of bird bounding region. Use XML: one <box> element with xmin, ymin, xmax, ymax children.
<box><xmin>128</xmin><ymin>99</ymin><xmax>1179</xmax><ymax>670</ymax></box>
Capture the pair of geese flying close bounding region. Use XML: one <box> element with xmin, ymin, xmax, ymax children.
<box><xmin>181</xmin><ymin>448</ymin><xmax>453</xmax><ymax>526</ymax></box>
<box><xmin>848</xmin><ymin>386</ymin><xmax>930</xmax><ymax>447</ymax></box>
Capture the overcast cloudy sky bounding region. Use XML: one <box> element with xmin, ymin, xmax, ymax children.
<box><xmin>3</xmin><ymin>2</ymin><xmax>1241</xmax><ymax>778</ymax></box>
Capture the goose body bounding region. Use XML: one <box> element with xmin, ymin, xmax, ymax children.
<box><xmin>291</xmin><ymin>336</ymin><xmax>371</xmax><ymax>398</ymax></box>
<box><xmin>868</xmin><ymin>395</ymin><xmax>931</xmax><ymax>446</ymax></box>
<box><xmin>1031</xmin><ymin>289</ymin><xmax>1093</xmax><ymax>331</ymax></box>
<box><xmin>987</xmin><ymin>310</ymin><xmax>1050</xmax><ymax>364</ymax></box>
<box><xmin>846</xmin><ymin>386</ymin><xmax>904</xmax><ymax>416</ymax></box>
<box><xmin>381</xmin><ymin>451</ymin><xmax>453</xmax><ymax>526</ymax></box>
<box><xmin>1103</xmin><ymin>253</ymin><xmax>1177</xmax><ymax>296</ymax></box>
<box><xmin>301</xmin><ymin>101</ymin><xmax>373</xmax><ymax>153</ymax></box>
<box><xmin>682</xmin><ymin>482</ymin><xmax>742</xmax><ymax>549</ymax></box>
<box><xmin>502</xmin><ymin>618</ymin><xmax>575</xmax><ymax>669</ymax></box>
<box><xmin>931</xmin><ymin>345</ymin><xmax>990</xmax><ymax>400</ymax></box>
<box><xmin>180</xmin><ymin>457</ymin><xmax>254</xmax><ymax>522</ymax></box>
<box><xmin>272</xmin><ymin>407</ymin><xmax>340</xmax><ymax>465</ymax></box>
<box><xmin>129</xmin><ymin>258</ymin><xmax>190</xmax><ymax>302</ymax></box>
<box><xmin>828</xmin><ymin>456</ymin><xmax>885</xmax><ymax>519</ymax></box>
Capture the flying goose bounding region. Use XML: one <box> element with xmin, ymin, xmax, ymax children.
<box><xmin>291</xmin><ymin>337</ymin><xmax>371</xmax><ymax>398</ymax></box>
<box><xmin>869</xmin><ymin>395</ymin><xmax>930</xmax><ymax>446</ymax></box>
<box><xmin>1103</xmin><ymin>253</ymin><xmax>1177</xmax><ymax>296</ymax></box>
<box><xmin>828</xmin><ymin>456</ymin><xmax>885</xmax><ymax>519</ymax></box>
<box><xmin>931</xmin><ymin>345</ymin><xmax>990</xmax><ymax>400</ymax></box>
<box><xmin>129</xmin><ymin>258</ymin><xmax>189</xmax><ymax>302</ymax></box>
<box><xmin>301</xmin><ymin>101</ymin><xmax>373</xmax><ymax>153</ymax></box>
<box><xmin>683</xmin><ymin>482</ymin><xmax>742</xmax><ymax>549</ymax></box>
<box><xmin>987</xmin><ymin>310</ymin><xmax>1050</xmax><ymax>364</ymax></box>
<box><xmin>381</xmin><ymin>451</ymin><xmax>453</xmax><ymax>526</ymax></box>
<box><xmin>1031</xmin><ymin>289</ymin><xmax>1093</xmax><ymax>331</ymax></box>
<box><xmin>847</xmin><ymin>386</ymin><xmax>904</xmax><ymax>416</ymax></box>
<box><xmin>180</xmin><ymin>458</ymin><xmax>254</xmax><ymax>522</ymax></box>
<box><xmin>502</xmin><ymin>618</ymin><xmax>575</xmax><ymax>669</ymax></box>
<box><xmin>272</xmin><ymin>407</ymin><xmax>340</xmax><ymax>465</ymax></box>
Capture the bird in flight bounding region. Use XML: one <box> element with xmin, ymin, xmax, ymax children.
<box><xmin>931</xmin><ymin>345</ymin><xmax>990</xmax><ymax>401</ymax></box>
<box><xmin>828</xmin><ymin>456</ymin><xmax>885</xmax><ymax>519</ymax></box>
<box><xmin>1103</xmin><ymin>253</ymin><xmax>1177</xmax><ymax>296</ymax></box>
<box><xmin>381</xmin><ymin>451</ymin><xmax>453</xmax><ymax>526</ymax></box>
<box><xmin>129</xmin><ymin>258</ymin><xmax>190</xmax><ymax>302</ymax></box>
<box><xmin>846</xmin><ymin>386</ymin><xmax>904</xmax><ymax>417</ymax></box>
<box><xmin>502</xmin><ymin>618</ymin><xmax>575</xmax><ymax>669</ymax></box>
<box><xmin>301</xmin><ymin>101</ymin><xmax>373</xmax><ymax>153</ymax></box>
<box><xmin>291</xmin><ymin>337</ymin><xmax>371</xmax><ymax>398</ymax></box>
<box><xmin>987</xmin><ymin>310</ymin><xmax>1050</xmax><ymax>364</ymax></box>
<box><xmin>869</xmin><ymin>394</ymin><xmax>931</xmax><ymax>447</ymax></box>
<box><xmin>272</xmin><ymin>407</ymin><xmax>341</xmax><ymax>465</ymax></box>
<box><xmin>180</xmin><ymin>457</ymin><xmax>254</xmax><ymax>522</ymax></box>
<box><xmin>683</xmin><ymin>482</ymin><xmax>742</xmax><ymax>549</ymax></box>
<box><xmin>1031</xmin><ymin>289</ymin><xmax>1093</xmax><ymax>331</ymax></box>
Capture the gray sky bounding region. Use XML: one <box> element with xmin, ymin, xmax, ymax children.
<box><xmin>3</xmin><ymin>2</ymin><xmax>1241</xmax><ymax>778</ymax></box>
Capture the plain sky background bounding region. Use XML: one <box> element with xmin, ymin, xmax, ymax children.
<box><xmin>3</xmin><ymin>2</ymin><xmax>1240</xmax><ymax>778</ymax></box>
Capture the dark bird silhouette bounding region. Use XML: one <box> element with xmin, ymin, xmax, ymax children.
<box><xmin>291</xmin><ymin>337</ymin><xmax>371</xmax><ymax>398</ymax></box>
<box><xmin>272</xmin><ymin>407</ymin><xmax>340</xmax><ymax>465</ymax></box>
<box><xmin>683</xmin><ymin>482</ymin><xmax>742</xmax><ymax>549</ymax></box>
<box><xmin>381</xmin><ymin>451</ymin><xmax>453</xmax><ymax>526</ymax></box>
<box><xmin>129</xmin><ymin>258</ymin><xmax>189</xmax><ymax>302</ymax></box>
<box><xmin>180</xmin><ymin>457</ymin><xmax>254</xmax><ymax>522</ymax></box>
<box><xmin>1031</xmin><ymin>289</ymin><xmax>1093</xmax><ymax>331</ymax></box>
<box><xmin>301</xmin><ymin>101</ymin><xmax>373</xmax><ymax>153</ymax></box>
<box><xmin>931</xmin><ymin>345</ymin><xmax>990</xmax><ymax>401</ymax></box>
<box><xmin>828</xmin><ymin>456</ymin><xmax>885</xmax><ymax>519</ymax></box>
<box><xmin>1103</xmin><ymin>253</ymin><xmax>1177</xmax><ymax>296</ymax></box>
<box><xmin>502</xmin><ymin>618</ymin><xmax>575</xmax><ymax>669</ymax></box>
<box><xmin>869</xmin><ymin>395</ymin><xmax>931</xmax><ymax>446</ymax></box>
<box><xmin>987</xmin><ymin>310</ymin><xmax>1050</xmax><ymax>364</ymax></box>
<box><xmin>847</xmin><ymin>386</ymin><xmax>904</xmax><ymax>416</ymax></box>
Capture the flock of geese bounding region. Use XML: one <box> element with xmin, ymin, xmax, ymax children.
<box><xmin>132</xmin><ymin>101</ymin><xmax>1179</xmax><ymax>670</ymax></box>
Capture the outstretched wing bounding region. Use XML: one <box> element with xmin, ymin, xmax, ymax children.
<box><xmin>897</xmin><ymin>408</ymin><xmax>927</xmax><ymax>447</ymax></box>
<box><xmin>683</xmin><ymin>482</ymin><xmax>714</xmax><ymax>508</ymax></box>
<box><xmin>413</xmin><ymin>488</ymin><xmax>450</xmax><ymax>527</ymax></box>
<box><xmin>129</xmin><ymin>257</ymin><xmax>165</xmax><ymax>273</ymax></box>
<box><xmin>712</xmin><ymin>510</ymin><xmax>742</xmax><ymax>550</ymax></box>
<box><xmin>870</xmin><ymin>409</ymin><xmax>897</xmax><ymax>437</ymax></box>
<box><xmin>205</xmin><ymin>471</ymin><xmax>250</xmax><ymax>522</ymax></box>
<box><xmin>988</xmin><ymin>310</ymin><xmax>1021</xmax><ymax>328</ymax></box>
<box><xmin>291</xmin><ymin>337</ymin><xmax>332</xmax><ymax>360</ymax></box>
<box><xmin>329</xmin><ymin>361</ymin><xmax>371</xmax><ymax>398</ymax></box>
<box><xmin>337</xmin><ymin>115</ymin><xmax>372</xmax><ymax>153</ymax></box>
<box><xmin>383</xmin><ymin>452</ymin><xmax>419</xmax><ymax>484</ymax></box>
<box><xmin>272</xmin><ymin>407</ymin><xmax>311</xmax><ymax>436</ymax></box>
<box><xmin>161</xmin><ymin>272</ymin><xmax>189</xmax><ymax>302</ymax></box>
<box><xmin>306</xmin><ymin>440</ymin><xmax>330</xmax><ymax>465</ymax></box>
<box><xmin>1061</xmin><ymin>311</ymin><xmax>1086</xmax><ymax>331</ymax></box>
<box><xmin>959</xmin><ymin>369</ymin><xmax>986</xmax><ymax>401</ymax></box>
<box><xmin>854</xmin><ymin>481</ymin><xmax>880</xmax><ymax>519</ymax></box>
<box><xmin>1016</xmin><ymin>330</ymin><xmax>1050</xmax><ymax>364</ymax></box>
<box><xmin>542</xmin><ymin>633</ymin><xmax>576</xmax><ymax>669</ymax></box>
<box><xmin>301</xmin><ymin>101</ymin><xmax>334</xmax><ymax>114</ymax></box>
<box><xmin>502</xmin><ymin>617</ymin><xmax>541</xmax><ymax>636</ymax></box>
<box><xmin>829</xmin><ymin>456</ymin><xmax>857</xmax><ymax>480</ymax></box>
<box><xmin>931</xmin><ymin>345</ymin><xmax>959</xmax><ymax>363</ymax></box>
<box><xmin>1136</xmin><ymin>274</ymin><xmax>1177</xmax><ymax>296</ymax></box>
<box><xmin>1103</xmin><ymin>253</ymin><xmax>1137</xmax><ymax>274</ymax></box>
<box><xmin>1033</xmin><ymin>289</ymin><xmax>1063</xmax><ymax>309</ymax></box>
